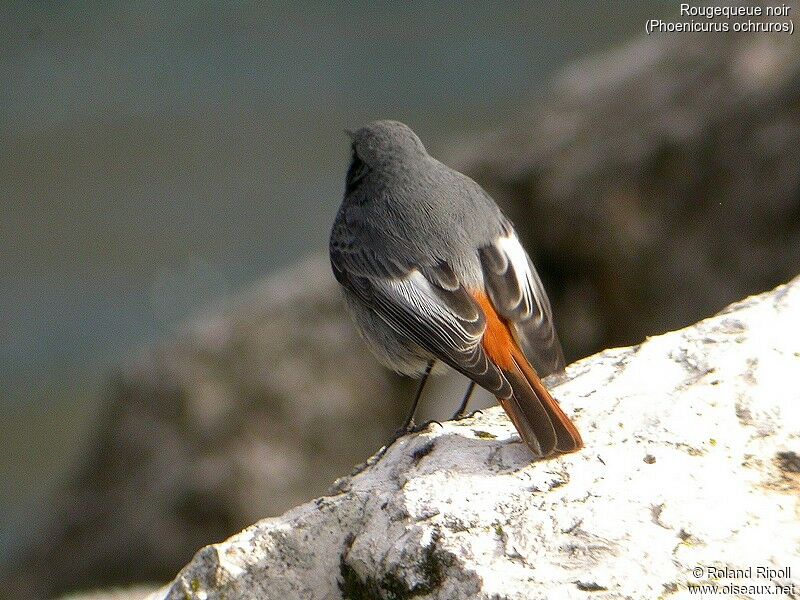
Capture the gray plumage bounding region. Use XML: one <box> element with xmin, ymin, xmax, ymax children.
<box><xmin>330</xmin><ymin>120</ymin><xmax>576</xmax><ymax>456</ymax></box>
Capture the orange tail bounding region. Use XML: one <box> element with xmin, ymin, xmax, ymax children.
<box><xmin>473</xmin><ymin>291</ymin><xmax>583</xmax><ymax>457</ymax></box>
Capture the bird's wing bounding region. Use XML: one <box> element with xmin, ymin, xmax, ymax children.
<box><xmin>331</xmin><ymin>226</ymin><xmax>579</xmax><ymax>457</ymax></box>
<box><xmin>330</xmin><ymin>240</ymin><xmax>513</xmax><ymax>399</ymax></box>
<box><xmin>478</xmin><ymin>227</ymin><xmax>566</xmax><ymax>377</ymax></box>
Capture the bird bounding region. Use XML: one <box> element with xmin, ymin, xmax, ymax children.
<box><xmin>329</xmin><ymin>120</ymin><xmax>582</xmax><ymax>458</ymax></box>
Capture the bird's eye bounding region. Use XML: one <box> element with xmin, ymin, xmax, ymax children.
<box><xmin>345</xmin><ymin>148</ymin><xmax>369</xmax><ymax>194</ymax></box>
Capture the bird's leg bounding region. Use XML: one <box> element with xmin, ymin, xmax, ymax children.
<box><xmin>378</xmin><ymin>360</ymin><xmax>442</xmax><ymax>456</ymax></box>
<box><xmin>381</xmin><ymin>360</ymin><xmax>436</xmax><ymax>453</ymax></box>
<box><xmin>451</xmin><ymin>380</ymin><xmax>477</xmax><ymax>420</ymax></box>
<box><xmin>399</xmin><ymin>360</ymin><xmax>434</xmax><ymax>433</ymax></box>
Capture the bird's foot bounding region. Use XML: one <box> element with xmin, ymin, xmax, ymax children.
<box><xmin>451</xmin><ymin>409</ymin><xmax>483</xmax><ymax>421</ymax></box>
<box><xmin>409</xmin><ymin>419</ymin><xmax>442</xmax><ymax>434</ymax></box>
<box><xmin>378</xmin><ymin>420</ymin><xmax>444</xmax><ymax>461</ymax></box>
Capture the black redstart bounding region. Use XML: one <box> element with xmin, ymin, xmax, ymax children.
<box><xmin>329</xmin><ymin>120</ymin><xmax>582</xmax><ymax>457</ymax></box>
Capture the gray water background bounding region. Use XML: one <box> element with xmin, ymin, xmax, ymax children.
<box><xmin>0</xmin><ymin>1</ymin><xmax>668</xmax><ymax>554</ymax></box>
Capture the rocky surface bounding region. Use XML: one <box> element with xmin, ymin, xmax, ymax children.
<box><xmin>149</xmin><ymin>277</ymin><xmax>800</xmax><ymax>599</ymax></box>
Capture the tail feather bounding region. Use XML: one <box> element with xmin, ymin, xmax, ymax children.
<box><xmin>497</xmin><ymin>365</ymin><xmax>556</xmax><ymax>457</ymax></box>
<box><xmin>471</xmin><ymin>288</ymin><xmax>582</xmax><ymax>457</ymax></box>
<box><xmin>497</xmin><ymin>352</ymin><xmax>582</xmax><ymax>457</ymax></box>
<box><xmin>512</xmin><ymin>349</ymin><xmax>583</xmax><ymax>454</ymax></box>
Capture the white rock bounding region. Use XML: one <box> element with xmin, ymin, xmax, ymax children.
<box><xmin>150</xmin><ymin>276</ymin><xmax>800</xmax><ymax>600</ymax></box>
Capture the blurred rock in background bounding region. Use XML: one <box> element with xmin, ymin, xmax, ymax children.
<box><xmin>4</xmin><ymin>29</ymin><xmax>800</xmax><ymax>600</ymax></box>
<box><xmin>456</xmin><ymin>32</ymin><xmax>800</xmax><ymax>360</ymax></box>
<box><xmin>4</xmin><ymin>257</ymin><xmax>410</xmax><ymax>599</ymax></box>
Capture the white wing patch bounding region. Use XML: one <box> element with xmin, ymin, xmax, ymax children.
<box><xmin>493</xmin><ymin>233</ymin><xmax>545</xmax><ymax>324</ymax></box>
<box><xmin>384</xmin><ymin>270</ymin><xmax>482</xmax><ymax>352</ymax></box>
<box><xmin>479</xmin><ymin>229</ymin><xmax>565</xmax><ymax>376</ymax></box>
<box><xmin>371</xmin><ymin>267</ymin><xmax>506</xmax><ymax>390</ymax></box>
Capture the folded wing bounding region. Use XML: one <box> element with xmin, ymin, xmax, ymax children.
<box><xmin>478</xmin><ymin>228</ymin><xmax>566</xmax><ymax>378</ymax></box>
<box><xmin>331</xmin><ymin>228</ymin><xmax>579</xmax><ymax>456</ymax></box>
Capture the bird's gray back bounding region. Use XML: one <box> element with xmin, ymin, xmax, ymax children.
<box><xmin>332</xmin><ymin>156</ymin><xmax>506</xmax><ymax>285</ymax></box>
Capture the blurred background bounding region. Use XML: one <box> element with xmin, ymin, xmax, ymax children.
<box><xmin>2</xmin><ymin>2</ymin><xmax>799</xmax><ymax>598</ymax></box>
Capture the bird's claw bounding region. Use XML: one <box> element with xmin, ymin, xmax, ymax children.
<box><xmin>451</xmin><ymin>409</ymin><xmax>483</xmax><ymax>421</ymax></box>
<box><xmin>409</xmin><ymin>419</ymin><xmax>442</xmax><ymax>433</ymax></box>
